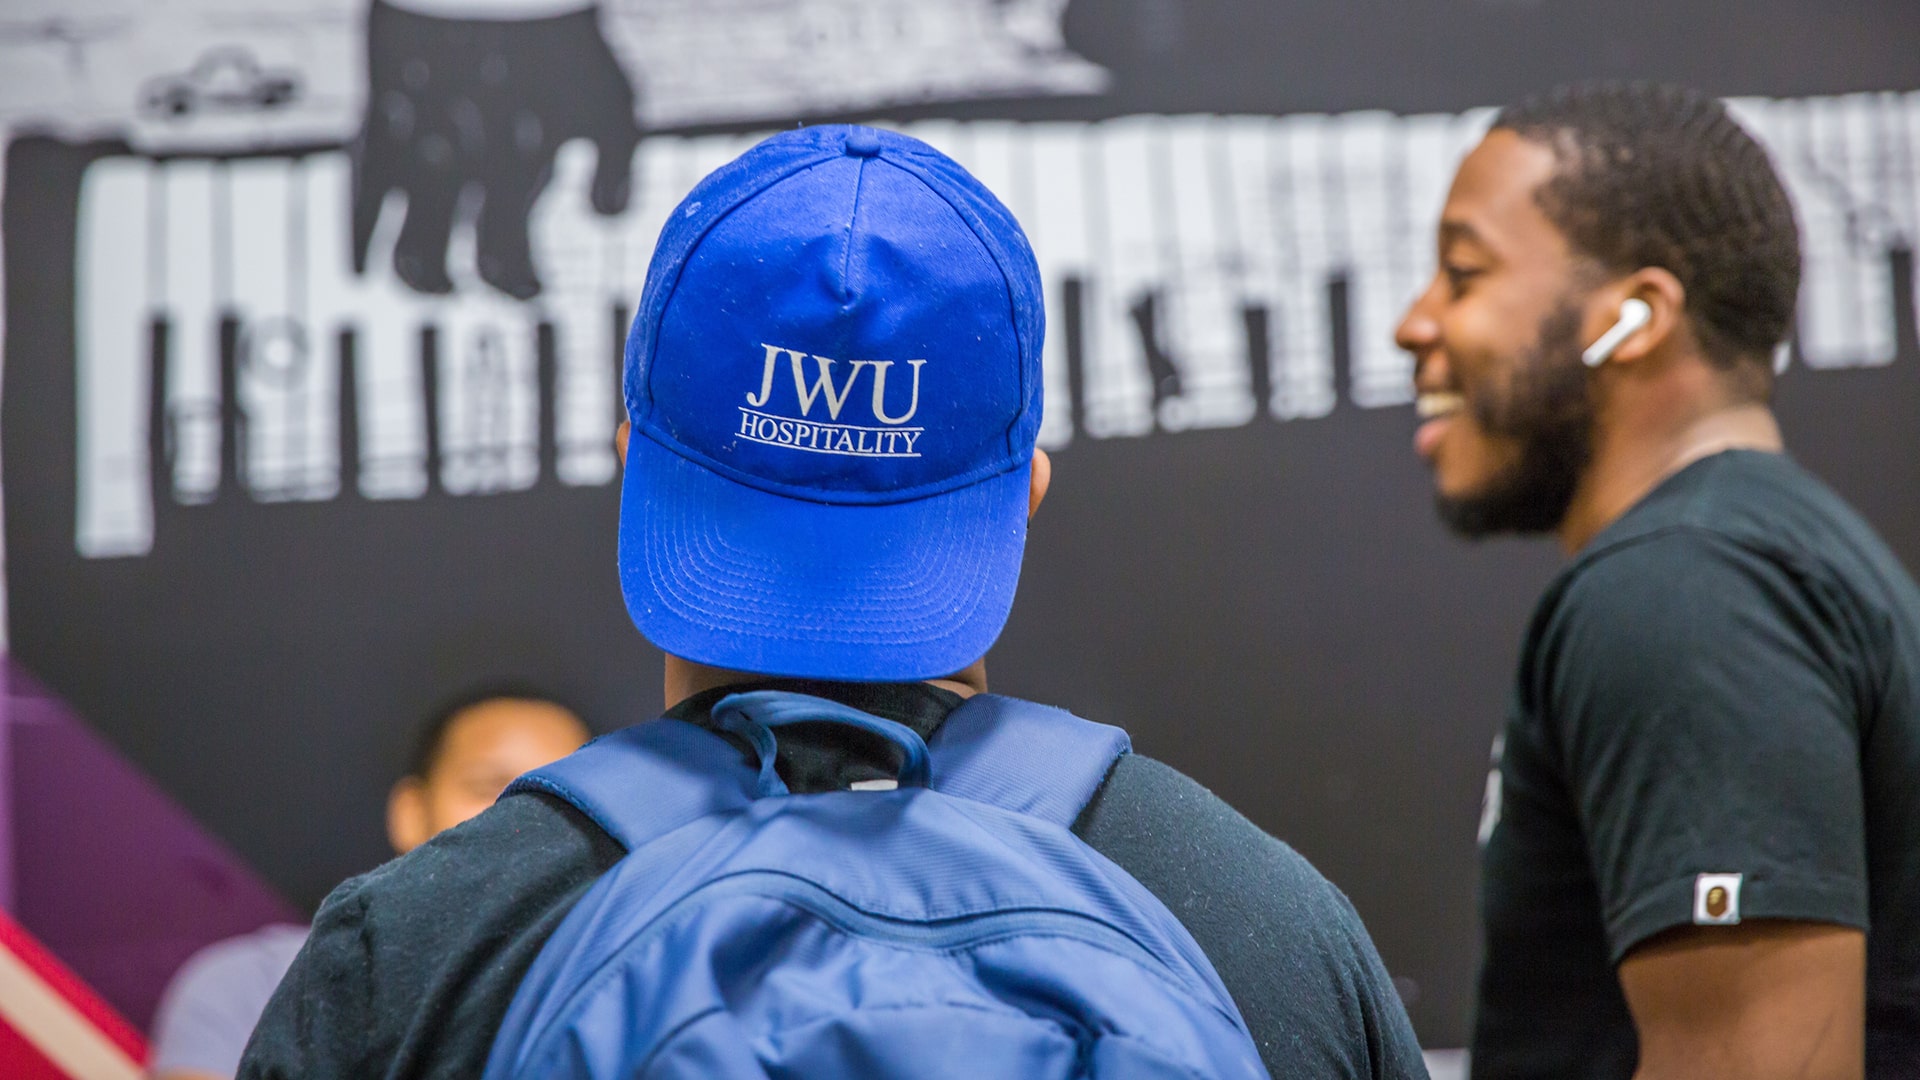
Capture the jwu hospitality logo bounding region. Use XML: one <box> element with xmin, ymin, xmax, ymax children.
<box><xmin>739</xmin><ymin>344</ymin><xmax>927</xmax><ymax>458</ymax></box>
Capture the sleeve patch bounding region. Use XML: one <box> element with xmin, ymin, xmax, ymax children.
<box><xmin>1693</xmin><ymin>873</ymin><xmax>1744</xmax><ymax>925</ymax></box>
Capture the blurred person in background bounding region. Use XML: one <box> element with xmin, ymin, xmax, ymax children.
<box><xmin>1396</xmin><ymin>81</ymin><xmax>1920</xmax><ymax>1079</ymax></box>
<box><xmin>146</xmin><ymin>686</ymin><xmax>590</xmax><ymax>1080</ymax></box>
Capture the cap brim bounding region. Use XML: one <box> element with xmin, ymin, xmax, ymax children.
<box><xmin>618</xmin><ymin>432</ymin><xmax>1030</xmax><ymax>681</ymax></box>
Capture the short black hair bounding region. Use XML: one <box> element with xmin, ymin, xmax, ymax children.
<box><xmin>1495</xmin><ymin>82</ymin><xmax>1800</xmax><ymax>386</ymax></box>
<box><xmin>405</xmin><ymin>682</ymin><xmax>581</xmax><ymax>781</ymax></box>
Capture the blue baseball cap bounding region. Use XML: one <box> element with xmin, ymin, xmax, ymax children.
<box><xmin>618</xmin><ymin>125</ymin><xmax>1045</xmax><ymax>681</ymax></box>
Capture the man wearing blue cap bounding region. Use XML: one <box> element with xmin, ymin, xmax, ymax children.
<box><xmin>240</xmin><ymin>125</ymin><xmax>1425</xmax><ymax>1079</ymax></box>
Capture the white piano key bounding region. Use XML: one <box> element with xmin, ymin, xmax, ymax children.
<box><xmin>289</xmin><ymin>163</ymin><xmax>340</xmax><ymax>502</ymax></box>
<box><xmin>1219</xmin><ymin>115</ymin><xmax>1285</xmax><ymax>418</ymax></box>
<box><xmin>1157</xmin><ymin>116</ymin><xmax>1256</xmax><ymax>431</ymax></box>
<box><xmin>436</xmin><ymin>256</ymin><xmax>541</xmax><ymax>497</ymax></box>
<box><xmin>1884</xmin><ymin>92</ymin><xmax>1920</xmax><ymax>249</ymax></box>
<box><xmin>1267</xmin><ymin>114</ymin><xmax>1337</xmax><ymax>419</ymax></box>
<box><xmin>231</xmin><ymin>157</ymin><xmax>339</xmax><ymax>501</ymax></box>
<box><xmin>1773</xmin><ymin>95</ymin><xmax>1897</xmax><ymax>368</ymax></box>
<box><xmin>1334</xmin><ymin>110</ymin><xmax>1417</xmax><ymax>408</ymax></box>
<box><xmin>1825</xmin><ymin>92</ymin><xmax>1896</xmax><ymax>367</ymax></box>
<box><xmin>309</xmin><ymin>155</ymin><xmax>431</xmax><ymax>500</ymax></box>
<box><xmin>1870</xmin><ymin>90</ymin><xmax>1916</xmax><ymax>347</ymax></box>
<box><xmin>439</xmin><ymin>190</ymin><xmax>537</xmax><ymax>498</ymax></box>
<box><xmin>1083</xmin><ymin>116</ymin><xmax>1159</xmax><ymax>438</ymax></box>
<box><xmin>533</xmin><ymin>139</ymin><xmax>619</xmax><ymax>487</ymax></box>
<box><xmin>1760</xmin><ymin>98</ymin><xmax>1835</xmax><ymax>364</ymax></box>
<box><xmin>157</xmin><ymin>160</ymin><xmax>222</xmax><ymax>504</ymax></box>
<box><xmin>1026</xmin><ymin>122</ymin><xmax>1094</xmax><ymax>450</ymax></box>
<box><xmin>1863</xmin><ymin>91</ymin><xmax>1914</xmax><ymax>334</ymax></box>
<box><xmin>75</xmin><ymin>157</ymin><xmax>153</xmax><ymax>558</ymax></box>
<box><xmin>1908</xmin><ymin>91</ymin><xmax>1920</xmax><ymax>332</ymax></box>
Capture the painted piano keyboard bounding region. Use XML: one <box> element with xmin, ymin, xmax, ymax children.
<box><xmin>73</xmin><ymin>92</ymin><xmax>1920</xmax><ymax>557</ymax></box>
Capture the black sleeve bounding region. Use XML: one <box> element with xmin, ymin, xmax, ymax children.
<box><xmin>1075</xmin><ymin>754</ymin><xmax>1429</xmax><ymax>1080</ymax></box>
<box><xmin>1538</xmin><ymin>530</ymin><xmax>1869</xmax><ymax>960</ymax></box>
<box><xmin>237</xmin><ymin>792</ymin><xmax>623</xmax><ymax>1080</ymax></box>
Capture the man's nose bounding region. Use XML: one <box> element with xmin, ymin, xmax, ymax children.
<box><xmin>1395</xmin><ymin>278</ymin><xmax>1442</xmax><ymax>356</ymax></box>
<box><xmin>1396</xmin><ymin>280</ymin><xmax>1449</xmax><ymax>390</ymax></box>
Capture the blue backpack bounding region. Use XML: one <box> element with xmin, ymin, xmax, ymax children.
<box><xmin>482</xmin><ymin>690</ymin><xmax>1269</xmax><ymax>1079</ymax></box>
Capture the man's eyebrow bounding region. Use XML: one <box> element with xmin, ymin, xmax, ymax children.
<box><xmin>1438</xmin><ymin>219</ymin><xmax>1487</xmax><ymax>250</ymax></box>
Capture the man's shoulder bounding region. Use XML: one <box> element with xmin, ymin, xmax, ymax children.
<box><xmin>1569</xmin><ymin>450</ymin><xmax>1881</xmax><ymax>588</ymax></box>
<box><xmin>1084</xmin><ymin>754</ymin><xmax>1338</xmax><ymax>895</ymax></box>
<box><xmin>1082</xmin><ymin>753</ymin><xmax>1427</xmax><ymax>1078</ymax></box>
<box><xmin>1080</xmin><ymin>751</ymin><xmax>1375</xmax><ymax>954</ymax></box>
<box><xmin>319</xmin><ymin>788</ymin><xmax>622</xmax><ymax>936</ymax></box>
<box><xmin>1532</xmin><ymin>471</ymin><xmax>1800</xmax><ymax>660</ymax></box>
<box><xmin>240</xmin><ymin>792</ymin><xmax>624</xmax><ymax>1080</ymax></box>
<box><xmin>1534</xmin><ymin>449</ymin><xmax>1911</xmax><ymax>671</ymax></box>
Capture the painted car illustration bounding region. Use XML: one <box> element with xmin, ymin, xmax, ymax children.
<box><xmin>141</xmin><ymin>48</ymin><xmax>301</xmax><ymax>118</ymax></box>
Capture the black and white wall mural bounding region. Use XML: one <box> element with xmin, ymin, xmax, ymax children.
<box><xmin>5</xmin><ymin>0</ymin><xmax>1918</xmax><ymax>1045</ymax></box>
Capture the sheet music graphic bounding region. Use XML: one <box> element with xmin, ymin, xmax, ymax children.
<box><xmin>71</xmin><ymin>91</ymin><xmax>1920</xmax><ymax>558</ymax></box>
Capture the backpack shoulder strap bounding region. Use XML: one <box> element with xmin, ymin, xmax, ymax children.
<box><xmin>926</xmin><ymin>694</ymin><xmax>1131</xmax><ymax>827</ymax></box>
<box><xmin>501</xmin><ymin>718</ymin><xmax>758</xmax><ymax>852</ymax></box>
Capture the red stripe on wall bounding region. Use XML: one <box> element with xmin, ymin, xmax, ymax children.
<box><xmin>0</xmin><ymin>909</ymin><xmax>148</xmax><ymax>1067</ymax></box>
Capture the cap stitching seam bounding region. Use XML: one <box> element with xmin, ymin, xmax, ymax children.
<box><xmin>840</xmin><ymin>156</ymin><xmax>869</xmax><ymax>305</ymax></box>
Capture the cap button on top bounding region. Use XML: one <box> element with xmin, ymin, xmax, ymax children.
<box><xmin>843</xmin><ymin>128</ymin><xmax>883</xmax><ymax>158</ymax></box>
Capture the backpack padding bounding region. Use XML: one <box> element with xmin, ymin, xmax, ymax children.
<box><xmin>503</xmin><ymin>693</ymin><xmax>1133</xmax><ymax>854</ymax></box>
<box><xmin>927</xmin><ymin>694</ymin><xmax>1132</xmax><ymax>827</ymax></box>
<box><xmin>503</xmin><ymin>718</ymin><xmax>758</xmax><ymax>852</ymax></box>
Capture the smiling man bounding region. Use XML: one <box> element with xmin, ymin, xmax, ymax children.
<box><xmin>1395</xmin><ymin>83</ymin><xmax>1920</xmax><ymax>1079</ymax></box>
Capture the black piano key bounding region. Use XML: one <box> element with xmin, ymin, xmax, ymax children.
<box><xmin>1130</xmin><ymin>290</ymin><xmax>1183</xmax><ymax>427</ymax></box>
<box><xmin>1242</xmin><ymin>304</ymin><xmax>1272</xmax><ymax>422</ymax></box>
<box><xmin>338</xmin><ymin>327</ymin><xmax>361</xmax><ymax>500</ymax></box>
<box><xmin>1894</xmin><ymin>245</ymin><xmax>1919</xmax><ymax>364</ymax></box>
<box><xmin>1061</xmin><ymin>277</ymin><xmax>1086</xmax><ymax>440</ymax></box>
<box><xmin>217</xmin><ymin>312</ymin><xmax>242</xmax><ymax>503</ymax></box>
<box><xmin>148</xmin><ymin>314</ymin><xmax>170</xmax><ymax>512</ymax></box>
<box><xmin>1327</xmin><ymin>272</ymin><xmax>1352</xmax><ymax>412</ymax></box>
<box><xmin>536</xmin><ymin>320</ymin><xmax>558</xmax><ymax>486</ymax></box>
<box><xmin>420</xmin><ymin>324</ymin><xmax>443</xmax><ymax>497</ymax></box>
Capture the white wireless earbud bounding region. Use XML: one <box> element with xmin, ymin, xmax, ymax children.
<box><xmin>1581</xmin><ymin>298</ymin><xmax>1653</xmax><ymax>368</ymax></box>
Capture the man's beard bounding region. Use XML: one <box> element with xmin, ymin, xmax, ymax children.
<box><xmin>1435</xmin><ymin>302</ymin><xmax>1596</xmax><ymax>538</ymax></box>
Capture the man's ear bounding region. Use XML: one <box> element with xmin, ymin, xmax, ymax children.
<box><xmin>386</xmin><ymin>777</ymin><xmax>429</xmax><ymax>856</ymax></box>
<box><xmin>1596</xmin><ymin>267</ymin><xmax>1688</xmax><ymax>367</ymax></box>
<box><xmin>615</xmin><ymin>419</ymin><xmax>631</xmax><ymax>466</ymax></box>
<box><xmin>1028</xmin><ymin>448</ymin><xmax>1052</xmax><ymax>520</ymax></box>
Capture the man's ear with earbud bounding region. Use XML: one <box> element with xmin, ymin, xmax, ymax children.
<box><xmin>1582</xmin><ymin>269</ymin><xmax>1687</xmax><ymax>368</ymax></box>
<box><xmin>1583</xmin><ymin>299</ymin><xmax>1652</xmax><ymax>367</ymax></box>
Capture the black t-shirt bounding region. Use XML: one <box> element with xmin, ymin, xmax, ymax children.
<box><xmin>240</xmin><ymin>680</ymin><xmax>1428</xmax><ymax>1079</ymax></box>
<box><xmin>1472</xmin><ymin>450</ymin><xmax>1920</xmax><ymax>1078</ymax></box>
